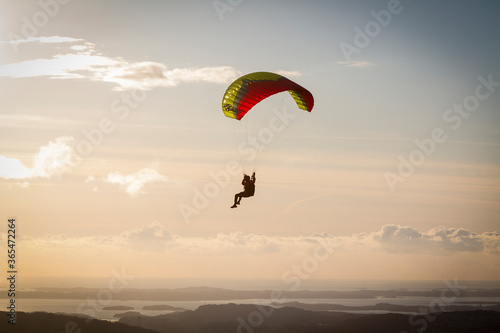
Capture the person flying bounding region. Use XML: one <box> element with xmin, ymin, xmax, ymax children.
<box><xmin>231</xmin><ymin>172</ymin><xmax>256</xmax><ymax>208</ymax></box>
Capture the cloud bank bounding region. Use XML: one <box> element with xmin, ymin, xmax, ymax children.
<box><xmin>366</xmin><ymin>224</ymin><xmax>497</xmax><ymax>254</ymax></box>
<box><xmin>16</xmin><ymin>223</ymin><xmax>500</xmax><ymax>255</ymax></box>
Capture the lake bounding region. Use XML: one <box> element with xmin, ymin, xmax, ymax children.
<box><xmin>14</xmin><ymin>295</ymin><xmax>500</xmax><ymax>321</ymax></box>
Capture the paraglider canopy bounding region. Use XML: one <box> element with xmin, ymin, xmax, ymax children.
<box><xmin>222</xmin><ymin>72</ymin><xmax>314</xmax><ymax>120</ymax></box>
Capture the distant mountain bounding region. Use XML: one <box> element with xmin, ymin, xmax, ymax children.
<box><xmin>114</xmin><ymin>311</ymin><xmax>143</xmax><ymax>318</ymax></box>
<box><xmin>103</xmin><ymin>305</ymin><xmax>135</xmax><ymax>310</ymax></box>
<box><xmin>143</xmin><ymin>304</ymin><xmax>186</xmax><ymax>311</ymax></box>
<box><xmin>0</xmin><ymin>311</ymin><xmax>157</xmax><ymax>333</ymax></box>
<box><xmin>273</xmin><ymin>301</ymin><xmax>500</xmax><ymax>313</ymax></box>
<box><xmin>119</xmin><ymin>303</ymin><xmax>500</xmax><ymax>333</ymax></box>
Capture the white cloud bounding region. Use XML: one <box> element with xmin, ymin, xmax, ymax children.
<box><xmin>0</xmin><ymin>36</ymin><xmax>83</xmax><ymax>45</ymax></box>
<box><xmin>105</xmin><ymin>62</ymin><xmax>240</xmax><ymax>90</ymax></box>
<box><xmin>367</xmin><ymin>224</ymin><xmax>498</xmax><ymax>254</ymax></box>
<box><xmin>336</xmin><ymin>60</ymin><xmax>374</xmax><ymax>68</ymax></box>
<box><xmin>0</xmin><ymin>52</ymin><xmax>118</xmax><ymax>79</ymax></box>
<box><xmin>0</xmin><ymin>114</ymin><xmax>80</xmax><ymax>130</ymax></box>
<box><xmin>17</xmin><ymin>222</ymin><xmax>327</xmax><ymax>254</ymax></box>
<box><xmin>0</xmin><ymin>156</ymin><xmax>33</xmax><ymax>179</ymax></box>
<box><xmin>85</xmin><ymin>175</ymin><xmax>98</xmax><ymax>192</ymax></box>
<box><xmin>85</xmin><ymin>175</ymin><xmax>96</xmax><ymax>183</ymax></box>
<box><xmin>120</xmin><ymin>222</ymin><xmax>173</xmax><ymax>252</ymax></box>
<box><xmin>70</xmin><ymin>44</ymin><xmax>88</xmax><ymax>51</ymax></box>
<box><xmin>276</xmin><ymin>70</ymin><xmax>303</xmax><ymax>77</ymax></box>
<box><xmin>0</xmin><ymin>37</ymin><xmax>241</xmax><ymax>90</ymax></box>
<box><xmin>0</xmin><ymin>136</ymin><xmax>75</xmax><ymax>180</ymax></box>
<box><xmin>30</xmin><ymin>136</ymin><xmax>75</xmax><ymax>178</ymax></box>
<box><xmin>105</xmin><ymin>168</ymin><xmax>168</xmax><ymax>196</ymax></box>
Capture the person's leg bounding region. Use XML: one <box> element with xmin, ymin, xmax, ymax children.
<box><xmin>236</xmin><ymin>192</ymin><xmax>244</xmax><ymax>204</ymax></box>
<box><xmin>232</xmin><ymin>192</ymin><xmax>242</xmax><ymax>208</ymax></box>
<box><xmin>238</xmin><ymin>192</ymin><xmax>251</xmax><ymax>204</ymax></box>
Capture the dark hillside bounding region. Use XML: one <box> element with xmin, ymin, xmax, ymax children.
<box><xmin>120</xmin><ymin>304</ymin><xmax>500</xmax><ymax>333</ymax></box>
<box><xmin>0</xmin><ymin>311</ymin><xmax>158</xmax><ymax>333</ymax></box>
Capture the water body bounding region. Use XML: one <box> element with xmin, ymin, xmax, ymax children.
<box><xmin>13</xmin><ymin>296</ymin><xmax>500</xmax><ymax>321</ymax></box>
<box><xmin>7</xmin><ymin>279</ymin><xmax>499</xmax><ymax>321</ymax></box>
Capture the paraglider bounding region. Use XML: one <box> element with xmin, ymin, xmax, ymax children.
<box><xmin>221</xmin><ymin>71</ymin><xmax>314</xmax><ymax>208</ymax></box>
<box><xmin>222</xmin><ymin>71</ymin><xmax>314</xmax><ymax>121</ymax></box>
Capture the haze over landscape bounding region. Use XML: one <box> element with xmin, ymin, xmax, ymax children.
<box><xmin>0</xmin><ymin>2</ymin><xmax>499</xmax><ymax>331</ymax></box>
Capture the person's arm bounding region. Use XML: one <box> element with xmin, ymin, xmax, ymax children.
<box><xmin>251</xmin><ymin>172</ymin><xmax>256</xmax><ymax>182</ymax></box>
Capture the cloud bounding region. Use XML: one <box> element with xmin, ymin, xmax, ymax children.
<box><xmin>15</xmin><ymin>222</ymin><xmax>175</xmax><ymax>253</ymax></box>
<box><xmin>85</xmin><ymin>175</ymin><xmax>98</xmax><ymax>192</ymax></box>
<box><xmin>17</xmin><ymin>223</ymin><xmax>325</xmax><ymax>254</ymax></box>
<box><xmin>0</xmin><ymin>156</ymin><xmax>33</xmax><ymax>180</ymax></box>
<box><xmin>0</xmin><ymin>114</ymin><xmax>81</xmax><ymax>130</ymax></box>
<box><xmin>276</xmin><ymin>70</ymin><xmax>302</xmax><ymax>77</ymax></box>
<box><xmin>85</xmin><ymin>175</ymin><xmax>96</xmax><ymax>183</ymax></box>
<box><xmin>336</xmin><ymin>60</ymin><xmax>374</xmax><ymax>68</ymax></box>
<box><xmin>0</xmin><ymin>37</ymin><xmax>241</xmax><ymax>90</ymax></box>
<box><xmin>107</xmin><ymin>62</ymin><xmax>239</xmax><ymax>90</ymax></box>
<box><xmin>178</xmin><ymin>232</ymin><xmax>287</xmax><ymax>255</ymax></box>
<box><xmin>0</xmin><ymin>36</ymin><xmax>83</xmax><ymax>45</ymax></box>
<box><xmin>30</xmin><ymin>137</ymin><xmax>75</xmax><ymax>178</ymax></box>
<box><xmin>13</xmin><ymin>223</ymin><xmax>500</xmax><ymax>256</ymax></box>
<box><xmin>0</xmin><ymin>52</ymin><xmax>119</xmax><ymax>79</ymax></box>
<box><xmin>0</xmin><ymin>136</ymin><xmax>75</xmax><ymax>180</ymax></box>
<box><xmin>120</xmin><ymin>222</ymin><xmax>173</xmax><ymax>252</ymax></box>
<box><xmin>368</xmin><ymin>224</ymin><xmax>497</xmax><ymax>254</ymax></box>
<box><xmin>105</xmin><ymin>168</ymin><xmax>168</xmax><ymax>196</ymax></box>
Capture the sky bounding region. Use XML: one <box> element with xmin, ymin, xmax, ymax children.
<box><xmin>0</xmin><ymin>0</ymin><xmax>499</xmax><ymax>288</ymax></box>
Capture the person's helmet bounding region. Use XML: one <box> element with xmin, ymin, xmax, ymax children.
<box><xmin>244</xmin><ymin>175</ymin><xmax>250</xmax><ymax>181</ymax></box>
